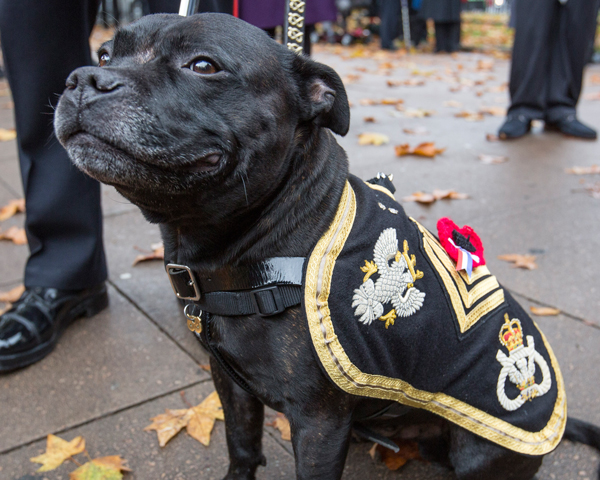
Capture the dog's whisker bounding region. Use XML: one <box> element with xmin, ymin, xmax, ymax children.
<box><xmin>241</xmin><ymin>172</ymin><xmax>249</xmax><ymax>207</ymax></box>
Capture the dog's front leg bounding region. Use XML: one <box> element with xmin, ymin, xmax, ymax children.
<box><xmin>211</xmin><ymin>358</ymin><xmax>266</xmax><ymax>480</ymax></box>
<box><xmin>289</xmin><ymin>403</ymin><xmax>355</xmax><ymax>480</ymax></box>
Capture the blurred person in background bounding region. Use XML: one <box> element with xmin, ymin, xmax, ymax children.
<box><xmin>379</xmin><ymin>0</ymin><xmax>428</xmax><ymax>50</ymax></box>
<box><xmin>499</xmin><ymin>0</ymin><xmax>600</xmax><ymax>140</ymax></box>
<box><xmin>420</xmin><ymin>0</ymin><xmax>461</xmax><ymax>53</ymax></box>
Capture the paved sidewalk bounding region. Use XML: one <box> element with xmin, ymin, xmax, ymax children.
<box><xmin>1</xmin><ymin>45</ymin><xmax>599</xmax><ymax>480</ymax></box>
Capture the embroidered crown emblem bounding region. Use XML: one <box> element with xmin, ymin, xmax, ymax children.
<box><xmin>495</xmin><ymin>314</ymin><xmax>552</xmax><ymax>411</ymax></box>
<box><xmin>499</xmin><ymin>314</ymin><xmax>524</xmax><ymax>352</ymax></box>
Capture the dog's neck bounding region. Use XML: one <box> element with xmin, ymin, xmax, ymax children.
<box><xmin>161</xmin><ymin>127</ymin><xmax>349</xmax><ymax>272</ymax></box>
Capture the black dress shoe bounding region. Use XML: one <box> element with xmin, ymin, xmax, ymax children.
<box><xmin>545</xmin><ymin>115</ymin><xmax>597</xmax><ymax>140</ymax></box>
<box><xmin>0</xmin><ymin>284</ymin><xmax>108</xmax><ymax>372</ymax></box>
<box><xmin>498</xmin><ymin>114</ymin><xmax>531</xmax><ymax>139</ymax></box>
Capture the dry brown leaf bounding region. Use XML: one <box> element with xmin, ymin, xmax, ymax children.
<box><xmin>380</xmin><ymin>98</ymin><xmax>404</xmax><ymax>105</ymax></box>
<box><xmin>413</xmin><ymin>142</ymin><xmax>446</xmax><ymax>158</ymax></box>
<box><xmin>342</xmin><ymin>74</ymin><xmax>361</xmax><ymax>84</ymax></box>
<box><xmin>360</xmin><ymin>98</ymin><xmax>377</xmax><ymax>106</ymax></box>
<box><xmin>0</xmin><ymin>226</ymin><xmax>27</xmax><ymax>245</ymax></box>
<box><xmin>363</xmin><ymin>116</ymin><xmax>376</xmax><ymax>123</ymax></box>
<box><xmin>145</xmin><ymin>391</ymin><xmax>223</xmax><ymax>447</ymax></box>
<box><xmin>583</xmin><ymin>92</ymin><xmax>600</xmax><ymax>101</ymax></box>
<box><xmin>376</xmin><ymin>440</ymin><xmax>421</xmax><ymax>471</ymax></box>
<box><xmin>486</xmin><ymin>133</ymin><xmax>499</xmax><ymax>142</ymax></box>
<box><xmin>584</xmin><ymin>182</ymin><xmax>600</xmax><ymax>199</ymax></box>
<box><xmin>480</xmin><ymin>106</ymin><xmax>506</xmax><ymax>117</ymax></box>
<box><xmin>30</xmin><ymin>435</ymin><xmax>86</xmax><ymax>472</ymax></box>
<box><xmin>395</xmin><ymin>143</ymin><xmax>445</xmax><ymax>158</ymax></box>
<box><xmin>0</xmin><ymin>198</ymin><xmax>25</xmax><ymax>221</ymax></box>
<box><xmin>0</xmin><ymin>284</ymin><xmax>25</xmax><ymax>303</ymax></box>
<box><xmin>530</xmin><ymin>306</ymin><xmax>561</xmax><ymax>316</ymax></box>
<box><xmin>402</xmin><ymin>126</ymin><xmax>429</xmax><ymax>135</ymax></box>
<box><xmin>443</xmin><ymin>100</ymin><xmax>462</xmax><ymax>108</ymax></box>
<box><xmin>404</xmin><ymin>108</ymin><xmax>434</xmax><ymax>118</ymax></box>
<box><xmin>455</xmin><ymin>111</ymin><xmax>484</xmax><ymax>121</ymax></box>
<box><xmin>402</xmin><ymin>192</ymin><xmax>436</xmax><ymax>204</ymax></box>
<box><xmin>498</xmin><ymin>254</ymin><xmax>538</xmax><ymax>270</ymax></box>
<box><xmin>387</xmin><ymin>79</ymin><xmax>425</xmax><ymax>87</ymax></box>
<box><xmin>132</xmin><ymin>244</ymin><xmax>164</xmax><ymax>266</ymax></box>
<box><xmin>589</xmin><ymin>74</ymin><xmax>600</xmax><ymax>85</ymax></box>
<box><xmin>144</xmin><ymin>408</ymin><xmax>190</xmax><ymax>447</ymax></box>
<box><xmin>432</xmin><ymin>189</ymin><xmax>469</xmax><ymax>200</ymax></box>
<box><xmin>0</xmin><ymin>128</ymin><xmax>16</xmax><ymax>141</ymax></box>
<box><xmin>358</xmin><ymin>132</ymin><xmax>389</xmax><ymax>146</ymax></box>
<box><xmin>477</xmin><ymin>59</ymin><xmax>494</xmax><ymax>71</ymax></box>
<box><xmin>199</xmin><ymin>364</ymin><xmax>211</xmax><ymax>372</ymax></box>
<box><xmin>565</xmin><ymin>165</ymin><xmax>600</xmax><ymax>175</ymax></box>
<box><xmin>267</xmin><ymin>413</ymin><xmax>291</xmax><ymax>441</ymax></box>
<box><xmin>69</xmin><ymin>456</ymin><xmax>131</xmax><ymax>480</ymax></box>
<box><xmin>478</xmin><ymin>154</ymin><xmax>508</xmax><ymax>165</ymax></box>
<box><xmin>394</xmin><ymin>144</ymin><xmax>412</xmax><ymax>156</ymax></box>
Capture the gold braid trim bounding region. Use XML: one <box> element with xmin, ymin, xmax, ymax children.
<box><xmin>305</xmin><ymin>191</ymin><xmax>566</xmax><ymax>456</ymax></box>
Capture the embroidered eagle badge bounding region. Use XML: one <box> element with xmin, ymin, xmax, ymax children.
<box><xmin>352</xmin><ymin>228</ymin><xmax>426</xmax><ymax>329</ymax></box>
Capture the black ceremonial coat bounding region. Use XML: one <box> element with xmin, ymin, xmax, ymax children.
<box><xmin>303</xmin><ymin>175</ymin><xmax>566</xmax><ymax>456</ymax></box>
<box><xmin>420</xmin><ymin>0</ymin><xmax>461</xmax><ymax>22</ymax></box>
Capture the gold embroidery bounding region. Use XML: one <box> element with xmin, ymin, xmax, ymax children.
<box><xmin>360</xmin><ymin>260</ymin><xmax>378</xmax><ymax>282</ymax></box>
<box><xmin>379</xmin><ymin>310</ymin><xmax>397</xmax><ymax>329</ymax></box>
<box><xmin>401</xmin><ymin>239</ymin><xmax>424</xmax><ymax>283</ymax></box>
<box><xmin>365</xmin><ymin>181</ymin><xmax>396</xmax><ymax>200</ymax></box>
<box><xmin>414</xmin><ymin>221</ymin><xmax>504</xmax><ymax>333</ymax></box>
<box><xmin>305</xmin><ymin>185</ymin><xmax>566</xmax><ymax>456</ymax></box>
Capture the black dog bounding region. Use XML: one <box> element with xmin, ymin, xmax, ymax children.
<box><xmin>54</xmin><ymin>13</ymin><xmax>600</xmax><ymax>480</ymax></box>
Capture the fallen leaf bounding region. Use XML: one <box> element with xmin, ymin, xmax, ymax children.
<box><xmin>387</xmin><ymin>79</ymin><xmax>425</xmax><ymax>87</ymax></box>
<box><xmin>498</xmin><ymin>254</ymin><xmax>538</xmax><ymax>270</ymax></box>
<box><xmin>486</xmin><ymin>133</ymin><xmax>499</xmax><ymax>142</ymax></box>
<box><xmin>363</xmin><ymin>116</ymin><xmax>376</xmax><ymax>123</ymax></box>
<box><xmin>455</xmin><ymin>111</ymin><xmax>484</xmax><ymax>121</ymax></box>
<box><xmin>477</xmin><ymin>59</ymin><xmax>494</xmax><ymax>71</ymax></box>
<box><xmin>0</xmin><ymin>284</ymin><xmax>25</xmax><ymax>303</ymax></box>
<box><xmin>0</xmin><ymin>226</ymin><xmax>27</xmax><ymax>245</ymax></box>
<box><xmin>413</xmin><ymin>142</ymin><xmax>446</xmax><ymax>158</ymax></box>
<box><xmin>394</xmin><ymin>144</ymin><xmax>412</xmax><ymax>156</ymax></box>
<box><xmin>199</xmin><ymin>364</ymin><xmax>211</xmax><ymax>372</ymax></box>
<box><xmin>530</xmin><ymin>306</ymin><xmax>561</xmax><ymax>316</ymax></box>
<box><xmin>360</xmin><ymin>98</ymin><xmax>377</xmax><ymax>106</ymax></box>
<box><xmin>583</xmin><ymin>92</ymin><xmax>600</xmax><ymax>101</ymax></box>
<box><xmin>132</xmin><ymin>244</ymin><xmax>164</xmax><ymax>266</ymax></box>
<box><xmin>432</xmin><ymin>189</ymin><xmax>469</xmax><ymax>200</ymax></box>
<box><xmin>0</xmin><ymin>128</ymin><xmax>16</xmax><ymax>141</ymax></box>
<box><xmin>402</xmin><ymin>192</ymin><xmax>436</xmax><ymax>204</ymax></box>
<box><xmin>145</xmin><ymin>391</ymin><xmax>224</xmax><ymax>447</ymax></box>
<box><xmin>342</xmin><ymin>74</ymin><xmax>361</xmax><ymax>84</ymax></box>
<box><xmin>0</xmin><ymin>198</ymin><xmax>25</xmax><ymax>221</ymax></box>
<box><xmin>479</xmin><ymin>106</ymin><xmax>506</xmax><ymax>117</ymax></box>
<box><xmin>565</xmin><ymin>165</ymin><xmax>600</xmax><ymax>175</ymax></box>
<box><xmin>380</xmin><ymin>98</ymin><xmax>404</xmax><ymax>105</ymax></box>
<box><xmin>358</xmin><ymin>132</ymin><xmax>389</xmax><ymax>146</ymax></box>
<box><xmin>267</xmin><ymin>413</ymin><xmax>291</xmax><ymax>441</ymax></box>
<box><xmin>404</xmin><ymin>108</ymin><xmax>435</xmax><ymax>118</ymax></box>
<box><xmin>403</xmin><ymin>126</ymin><xmax>429</xmax><ymax>135</ymax></box>
<box><xmin>443</xmin><ymin>100</ymin><xmax>462</xmax><ymax>108</ymax></box>
<box><xmin>478</xmin><ymin>154</ymin><xmax>508</xmax><ymax>165</ymax></box>
<box><xmin>70</xmin><ymin>456</ymin><xmax>130</xmax><ymax>480</ymax></box>
<box><xmin>376</xmin><ymin>440</ymin><xmax>421</xmax><ymax>471</ymax></box>
<box><xmin>394</xmin><ymin>142</ymin><xmax>445</xmax><ymax>158</ymax></box>
<box><xmin>144</xmin><ymin>408</ymin><xmax>190</xmax><ymax>447</ymax></box>
<box><xmin>30</xmin><ymin>435</ymin><xmax>86</xmax><ymax>472</ymax></box>
<box><xmin>584</xmin><ymin>181</ymin><xmax>600</xmax><ymax>199</ymax></box>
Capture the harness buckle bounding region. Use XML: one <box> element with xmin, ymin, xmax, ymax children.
<box><xmin>250</xmin><ymin>285</ymin><xmax>285</xmax><ymax>317</ymax></box>
<box><xmin>165</xmin><ymin>264</ymin><xmax>201</xmax><ymax>301</ymax></box>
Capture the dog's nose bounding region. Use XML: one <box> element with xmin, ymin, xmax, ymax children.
<box><xmin>66</xmin><ymin>66</ymin><xmax>123</xmax><ymax>94</ymax></box>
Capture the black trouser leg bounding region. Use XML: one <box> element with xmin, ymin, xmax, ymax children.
<box><xmin>435</xmin><ymin>21</ymin><xmax>451</xmax><ymax>52</ymax></box>
<box><xmin>0</xmin><ymin>0</ymin><xmax>106</xmax><ymax>290</ymax></box>
<box><xmin>545</xmin><ymin>0</ymin><xmax>600</xmax><ymax>122</ymax></box>
<box><xmin>380</xmin><ymin>0</ymin><xmax>401</xmax><ymax>49</ymax></box>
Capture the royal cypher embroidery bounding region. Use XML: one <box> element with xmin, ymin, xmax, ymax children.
<box><xmin>352</xmin><ymin>228</ymin><xmax>425</xmax><ymax>328</ymax></box>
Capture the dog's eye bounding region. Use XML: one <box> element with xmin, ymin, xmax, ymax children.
<box><xmin>190</xmin><ymin>59</ymin><xmax>218</xmax><ymax>75</ymax></box>
<box><xmin>98</xmin><ymin>52</ymin><xmax>110</xmax><ymax>67</ymax></box>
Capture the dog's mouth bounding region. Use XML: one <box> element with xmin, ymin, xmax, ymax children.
<box><xmin>64</xmin><ymin>131</ymin><xmax>223</xmax><ymax>183</ymax></box>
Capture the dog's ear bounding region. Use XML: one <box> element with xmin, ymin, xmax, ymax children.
<box><xmin>292</xmin><ymin>54</ymin><xmax>350</xmax><ymax>136</ymax></box>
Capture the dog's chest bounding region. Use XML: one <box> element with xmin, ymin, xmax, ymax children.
<box><xmin>303</xmin><ymin>175</ymin><xmax>566</xmax><ymax>456</ymax></box>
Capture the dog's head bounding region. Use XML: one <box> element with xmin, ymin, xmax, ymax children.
<box><xmin>55</xmin><ymin>13</ymin><xmax>349</xmax><ymax>223</ymax></box>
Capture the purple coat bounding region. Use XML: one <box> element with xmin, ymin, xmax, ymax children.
<box><xmin>239</xmin><ymin>0</ymin><xmax>337</xmax><ymax>29</ymax></box>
